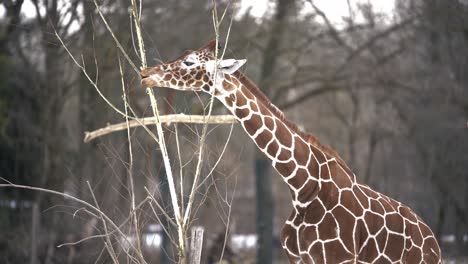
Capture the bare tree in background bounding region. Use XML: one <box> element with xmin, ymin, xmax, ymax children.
<box><xmin>253</xmin><ymin>0</ymin><xmax>295</xmax><ymax>262</ymax></box>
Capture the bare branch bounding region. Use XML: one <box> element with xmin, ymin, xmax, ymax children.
<box><xmin>182</xmin><ymin>0</ymin><xmax>232</xmax><ymax>227</ymax></box>
<box><xmin>279</xmin><ymin>83</ymin><xmax>342</xmax><ymax>110</ymax></box>
<box><xmin>119</xmin><ymin>56</ymin><xmax>145</xmax><ymax>263</ymax></box>
<box><xmin>86</xmin><ymin>181</ymin><xmax>120</xmax><ymax>264</ymax></box>
<box><xmin>0</xmin><ymin>182</ymin><xmax>145</xmax><ymax>258</ymax></box>
<box><xmin>144</xmin><ymin>187</ymin><xmax>178</xmax><ymax>228</ymax></box>
<box><xmin>83</xmin><ymin>114</ymin><xmax>236</xmax><ymax>143</ymax></box>
<box><xmin>92</xmin><ymin>0</ymin><xmax>139</xmax><ymax>73</ymax></box>
<box><xmin>335</xmin><ymin>16</ymin><xmax>415</xmax><ymax>74</ymax></box>
<box><xmin>306</xmin><ymin>0</ymin><xmax>353</xmax><ymax>51</ymax></box>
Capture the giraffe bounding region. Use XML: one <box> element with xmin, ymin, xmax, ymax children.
<box><xmin>140</xmin><ymin>40</ymin><xmax>442</xmax><ymax>263</ymax></box>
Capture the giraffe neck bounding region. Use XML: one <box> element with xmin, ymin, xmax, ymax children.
<box><xmin>216</xmin><ymin>72</ymin><xmax>348</xmax><ymax>208</ymax></box>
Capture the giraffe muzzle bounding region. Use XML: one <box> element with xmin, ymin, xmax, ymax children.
<box><xmin>140</xmin><ymin>67</ymin><xmax>162</xmax><ymax>87</ymax></box>
<box><xmin>140</xmin><ymin>67</ymin><xmax>160</xmax><ymax>78</ymax></box>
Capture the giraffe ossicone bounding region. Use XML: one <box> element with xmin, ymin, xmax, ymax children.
<box><xmin>141</xmin><ymin>40</ymin><xmax>442</xmax><ymax>263</ymax></box>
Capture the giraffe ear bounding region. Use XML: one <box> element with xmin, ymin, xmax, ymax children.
<box><xmin>218</xmin><ymin>59</ymin><xmax>247</xmax><ymax>74</ymax></box>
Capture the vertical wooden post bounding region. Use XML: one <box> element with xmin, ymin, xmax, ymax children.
<box><xmin>189</xmin><ymin>226</ymin><xmax>204</xmax><ymax>264</ymax></box>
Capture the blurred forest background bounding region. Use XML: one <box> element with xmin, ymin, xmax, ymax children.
<box><xmin>0</xmin><ymin>0</ymin><xmax>467</xmax><ymax>263</ymax></box>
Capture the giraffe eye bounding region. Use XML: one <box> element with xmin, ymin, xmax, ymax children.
<box><xmin>183</xmin><ymin>61</ymin><xmax>194</xmax><ymax>66</ymax></box>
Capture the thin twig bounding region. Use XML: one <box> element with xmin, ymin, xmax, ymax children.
<box><xmin>196</xmin><ymin>123</ymin><xmax>234</xmax><ymax>189</ymax></box>
<box><xmin>55</xmin><ymin>28</ymin><xmax>161</xmax><ymax>145</ymax></box>
<box><xmin>119</xmin><ymin>56</ymin><xmax>145</xmax><ymax>263</ymax></box>
<box><xmin>218</xmin><ymin>176</ymin><xmax>237</xmax><ymax>263</ymax></box>
<box><xmin>92</xmin><ymin>0</ymin><xmax>139</xmax><ymax>73</ymax></box>
<box><xmin>131</xmin><ymin>0</ymin><xmax>146</xmax><ymax>67</ymax></box>
<box><xmin>183</xmin><ymin>0</ymin><xmax>232</xmax><ymax>228</ymax></box>
<box><xmin>86</xmin><ymin>181</ymin><xmax>120</xmax><ymax>264</ymax></box>
<box><xmin>129</xmin><ymin>0</ymin><xmax>185</xmax><ymax>255</ymax></box>
<box><xmin>58</xmin><ymin>197</ymin><xmax>150</xmax><ymax>248</ymax></box>
<box><xmin>54</xmin><ymin>29</ymin><xmax>128</xmax><ymax>118</ymax></box>
<box><xmin>175</xmin><ymin>124</ymin><xmax>185</xmax><ymax>216</ymax></box>
<box><xmin>147</xmin><ymin>88</ymin><xmax>185</xmax><ymax>253</ymax></box>
<box><xmin>0</xmin><ymin>183</ymin><xmax>143</xmax><ymax>259</ymax></box>
<box><xmin>147</xmin><ymin>201</ymin><xmax>179</xmax><ymax>248</ymax></box>
<box><xmin>144</xmin><ymin>187</ymin><xmax>177</xmax><ymax>228</ymax></box>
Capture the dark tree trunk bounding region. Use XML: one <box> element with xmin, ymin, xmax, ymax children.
<box><xmin>255</xmin><ymin>0</ymin><xmax>294</xmax><ymax>262</ymax></box>
<box><xmin>0</xmin><ymin>0</ymin><xmax>24</xmax><ymax>52</ymax></box>
<box><xmin>435</xmin><ymin>198</ymin><xmax>446</xmax><ymax>239</ymax></box>
<box><xmin>255</xmin><ymin>157</ymin><xmax>273</xmax><ymax>264</ymax></box>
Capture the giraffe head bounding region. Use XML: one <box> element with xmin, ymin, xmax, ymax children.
<box><xmin>140</xmin><ymin>40</ymin><xmax>246</xmax><ymax>95</ymax></box>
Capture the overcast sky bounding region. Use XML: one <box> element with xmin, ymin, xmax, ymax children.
<box><xmin>239</xmin><ymin>0</ymin><xmax>395</xmax><ymax>25</ymax></box>
<box><xmin>0</xmin><ymin>0</ymin><xmax>395</xmax><ymax>30</ymax></box>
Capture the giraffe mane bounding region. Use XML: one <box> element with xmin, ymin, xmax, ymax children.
<box><xmin>233</xmin><ymin>71</ymin><xmax>349</xmax><ymax>169</ymax></box>
<box><xmin>200</xmin><ymin>39</ymin><xmax>217</xmax><ymax>53</ymax></box>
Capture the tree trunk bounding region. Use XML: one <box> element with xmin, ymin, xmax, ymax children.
<box><xmin>30</xmin><ymin>202</ymin><xmax>39</xmax><ymax>264</ymax></box>
<box><xmin>255</xmin><ymin>0</ymin><xmax>294</xmax><ymax>262</ymax></box>
<box><xmin>255</xmin><ymin>157</ymin><xmax>273</xmax><ymax>264</ymax></box>
<box><xmin>435</xmin><ymin>199</ymin><xmax>446</xmax><ymax>239</ymax></box>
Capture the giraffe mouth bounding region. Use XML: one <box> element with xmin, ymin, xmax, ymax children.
<box><xmin>141</xmin><ymin>77</ymin><xmax>157</xmax><ymax>87</ymax></box>
<box><xmin>140</xmin><ymin>67</ymin><xmax>161</xmax><ymax>87</ymax></box>
<box><xmin>140</xmin><ymin>67</ymin><xmax>153</xmax><ymax>78</ymax></box>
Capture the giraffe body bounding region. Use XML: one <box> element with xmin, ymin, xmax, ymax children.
<box><xmin>140</xmin><ymin>40</ymin><xmax>442</xmax><ymax>263</ymax></box>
